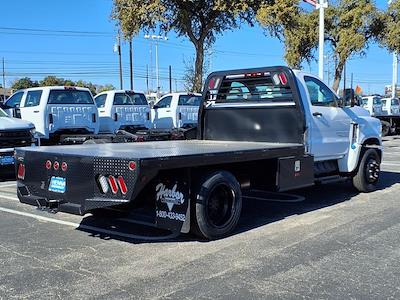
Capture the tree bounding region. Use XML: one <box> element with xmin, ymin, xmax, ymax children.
<box><xmin>378</xmin><ymin>0</ymin><xmax>400</xmax><ymax>53</ymax></box>
<box><xmin>97</xmin><ymin>84</ymin><xmax>116</xmax><ymax>93</ymax></box>
<box><xmin>257</xmin><ymin>0</ymin><xmax>382</xmax><ymax>91</ymax></box>
<box><xmin>257</xmin><ymin>1</ymin><xmax>318</xmax><ymax>69</ymax></box>
<box><xmin>11</xmin><ymin>77</ymin><xmax>39</xmax><ymax>90</ymax></box>
<box><xmin>112</xmin><ymin>0</ymin><xmax>263</xmax><ymax>92</ymax></box>
<box><xmin>75</xmin><ymin>80</ymin><xmax>97</xmax><ymax>95</ymax></box>
<box><xmin>40</xmin><ymin>76</ymin><xmax>66</xmax><ymax>86</ymax></box>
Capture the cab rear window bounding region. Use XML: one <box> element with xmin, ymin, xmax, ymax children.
<box><xmin>113</xmin><ymin>93</ymin><xmax>148</xmax><ymax>106</ymax></box>
<box><xmin>178</xmin><ymin>95</ymin><xmax>202</xmax><ymax>106</ymax></box>
<box><xmin>213</xmin><ymin>73</ymin><xmax>294</xmax><ymax>103</ymax></box>
<box><xmin>48</xmin><ymin>90</ymin><xmax>94</xmax><ymax>105</ymax></box>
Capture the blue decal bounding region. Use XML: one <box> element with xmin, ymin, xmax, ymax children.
<box><xmin>49</xmin><ymin>177</ymin><xmax>66</xmax><ymax>194</ymax></box>
<box><xmin>0</xmin><ymin>156</ymin><xmax>14</xmax><ymax>166</ymax></box>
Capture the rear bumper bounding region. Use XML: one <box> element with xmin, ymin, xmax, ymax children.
<box><xmin>17</xmin><ymin>181</ymin><xmax>131</xmax><ymax>215</ymax></box>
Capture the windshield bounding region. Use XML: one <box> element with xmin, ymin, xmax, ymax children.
<box><xmin>113</xmin><ymin>92</ymin><xmax>148</xmax><ymax>105</ymax></box>
<box><xmin>373</xmin><ymin>97</ymin><xmax>382</xmax><ymax>105</ymax></box>
<box><xmin>0</xmin><ymin>108</ymin><xmax>8</xmax><ymax>117</ymax></box>
<box><xmin>392</xmin><ymin>98</ymin><xmax>399</xmax><ymax>106</ymax></box>
<box><xmin>178</xmin><ymin>95</ymin><xmax>202</xmax><ymax>106</ymax></box>
<box><xmin>48</xmin><ymin>90</ymin><xmax>94</xmax><ymax>105</ymax></box>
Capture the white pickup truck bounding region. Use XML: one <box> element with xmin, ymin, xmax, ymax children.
<box><xmin>94</xmin><ymin>90</ymin><xmax>151</xmax><ymax>134</ymax></box>
<box><xmin>16</xmin><ymin>66</ymin><xmax>382</xmax><ymax>240</ymax></box>
<box><xmin>362</xmin><ymin>95</ymin><xmax>400</xmax><ymax>135</ymax></box>
<box><xmin>0</xmin><ymin>107</ymin><xmax>36</xmax><ymax>169</ymax></box>
<box><xmin>152</xmin><ymin>92</ymin><xmax>202</xmax><ymax>129</ymax></box>
<box><xmin>3</xmin><ymin>86</ymin><xmax>99</xmax><ymax>144</ymax></box>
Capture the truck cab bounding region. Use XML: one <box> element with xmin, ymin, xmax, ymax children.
<box><xmin>94</xmin><ymin>90</ymin><xmax>151</xmax><ymax>134</ymax></box>
<box><xmin>0</xmin><ymin>107</ymin><xmax>36</xmax><ymax>169</ymax></box>
<box><xmin>361</xmin><ymin>95</ymin><xmax>384</xmax><ymax>117</ymax></box>
<box><xmin>381</xmin><ymin>97</ymin><xmax>400</xmax><ymax>116</ymax></box>
<box><xmin>3</xmin><ymin>86</ymin><xmax>99</xmax><ymax>143</ymax></box>
<box><xmin>152</xmin><ymin>93</ymin><xmax>202</xmax><ymax>129</ymax></box>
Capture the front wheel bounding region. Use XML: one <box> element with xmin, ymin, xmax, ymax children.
<box><xmin>191</xmin><ymin>171</ymin><xmax>242</xmax><ymax>240</ymax></box>
<box><xmin>353</xmin><ymin>148</ymin><xmax>381</xmax><ymax>192</ymax></box>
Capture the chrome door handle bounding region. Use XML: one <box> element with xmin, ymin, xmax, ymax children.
<box><xmin>313</xmin><ymin>112</ymin><xmax>323</xmax><ymax>117</ymax></box>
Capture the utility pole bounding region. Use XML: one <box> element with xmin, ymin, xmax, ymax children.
<box><xmin>146</xmin><ymin>64</ymin><xmax>149</xmax><ymax>94</ymax></box>
<box><xmin>114</xmin><ymin>32</ymin><xmax>123</xmax><ymax>90</ymax></box>
<box><xmin>343</xmin><ymin>62</ymin><xmax>346</xmax><ymax>93</ymax></box>
<box><xmin>144</xmin><ymin>35</ymin><xmax>168</xmax><ymax>97</ymax></box>
<box><xmin>129</xmin><ymin>38</ymin><xmax>134</xmax><ymax>91</ymax></box>
<box><xmin>317</xmin><ymin>0</ymin><xmax>328</xmax><ymax>80</ymax></box>
<box><xmin>389</xmin><ymin>0</ymin><xmax>398</xmax><ymax>98</ymax></box>
<box><xmin>169</xmin><ymin>65</ymin><xmax>172</xmax><ymax>93</ymax></box>
<box><xmin>392</xmin><ymin>52</ymin><xmax>398</xmax><ymax>98</ymax></box>
<box><xmin>2</xmin><ymin>58</ymin><xmax>5</xmax><ymax>102</ymax></box>
<box><xmin>303</xmin><ymin>0</ymin><xmax>328</xmax><ymax>80</ymax></box>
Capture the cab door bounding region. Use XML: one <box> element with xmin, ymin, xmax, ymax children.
<box><xmin>4</xmin><ymin>91</ymin><xmax>25</xmax><ymax>118</ymax></box>
<box><xmin>152</xmin><ymin>95</ymin><xmax>174</xmax><ymax>129</ymax></box>
<box><xmin>20</xmin><ymin>90</ymin><xmax>45</xmax><ymax>135</ymax></box>
<box><xmin>303</xmin><ymin>76</ymin><xmax>352</xmax><ymax>161</ymax></box>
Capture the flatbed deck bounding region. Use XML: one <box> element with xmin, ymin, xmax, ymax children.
<box><xmin>20</xmin><ymin>140</ymin><xmax>304</xmax><ymax>169</ymax></box>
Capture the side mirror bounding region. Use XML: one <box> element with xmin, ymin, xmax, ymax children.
<box><xmin>337</xmin><ymin>97</ymin><xmax>344</xmax><ymax>108</ymax></box>
<box><xmin>153</xmin><ymin>105</ymin><xmax>159</xmax><ymax>110</ymax></box>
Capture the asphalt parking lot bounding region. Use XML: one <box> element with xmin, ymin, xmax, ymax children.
<box><xmin>1</xmin><ymin>138</ymin><xmax>400</xmax><ymax>299</ymax></box>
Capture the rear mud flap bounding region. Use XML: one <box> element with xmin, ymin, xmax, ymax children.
<box><xmin>154</xmin><ymin>170</ymin><xmax>191</xmax><ymax>233</ymax></box>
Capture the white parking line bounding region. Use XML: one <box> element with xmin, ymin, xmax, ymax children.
<box><xmin>0</xmin><ymin>183</ymin><xmax>17</xmax><ymax>188</ymax></box>
<box><xmin>0</xmin><ymin>197</ymin><xmax>177</xmax><ymax>241</ymax></box>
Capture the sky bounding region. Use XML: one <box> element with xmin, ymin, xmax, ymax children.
<box><xmin>0</xmin><ymin>0</ymin><xmax>395</xmax><ymax>94</ymax></box>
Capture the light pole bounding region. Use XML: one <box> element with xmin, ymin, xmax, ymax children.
<box><xmin>389</xmin><ymin>0</ymin><xmax>398</xmax><ymax>98</ymax></box>
<box><xmin>304</xmin><ymin>0</ymin><xmax>328</xmax><ymax>80</ymax></box>
<box><xmin>144</xmin><ymin>34</ymin><xmax>168</xmax><ymax>97</ymax></box>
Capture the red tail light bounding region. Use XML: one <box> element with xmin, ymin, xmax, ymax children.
<box><xmin>278</xmin><ymin>72</ymin><xmax>288</xmax><ymax>85</ymax></box>
<box><xmin>53</xmin><ymin>161</ymin><xmax>59</xmax><ymax>170</ymax></box>
<box><xmin>128</xmin><ymin>161</ymin><xmax>136</xmax><ymax>171</ymax></box>
<box><xmin>117</xmin><ymin>176</ymin><xmax>128</xmax><ymax>195</ymax></box>
<box><xmin>45</xmin><ymin>160</ymin><xmax>52</xmax><ymax>170</ymax></box>
<box><xmin>108</xmin><ymin>175</ymin><xmax>118</xmax><ymax>194</ymax></box>
<box><xmin>61</xmin><ymin>162</ymin><xmax>68</xmax><ymax>172</ymax></box>
<box><xmin>17</xmin><ymin>163</ymin><xmax>25</xmax><ymax>180</ymax></box>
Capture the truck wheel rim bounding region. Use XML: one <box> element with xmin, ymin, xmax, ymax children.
<box><xmin>365</xmin><ymin>158</ymin><xmax>380</xmax><ymax>184</ymax></box>
<box><xmin>206</xmin><ymin>184</ymin><xmax>235</xmax><ymax>228</ymax></box>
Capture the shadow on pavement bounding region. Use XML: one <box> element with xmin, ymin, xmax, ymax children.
<box><xmin>76</xmin><ymin>171</ymin><xmax>400</xmax><ymax>243</ymax></box>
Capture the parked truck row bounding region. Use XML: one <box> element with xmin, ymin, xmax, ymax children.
<box><xmin>15</xmin><ymin>66</ymin><xmax>382</xmax><ymax>240</ymax></box>
<box><xmin>361</xmin><ymin>95</ymin><xmax>400</xmax><ymax>136</ymax></box>
<box><xmin>1</xmin><ymin>87</ymin><xmax>201</xmax><ymax>145</ymax></box>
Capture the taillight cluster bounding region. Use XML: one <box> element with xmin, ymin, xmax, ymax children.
<box><xmin>45</xmin><ymin>160</ymin><xmax>68</xmax><ymax>172</ymax></box>
<box><xmin>17</xmin><ymin>163</ymin><xmax>25</xmax><ymax>180</ymax></box>
<box><xmin>97</xmin><ymin>175</ymin><xmax>128</xmax><ymax>195</ymax></box>
<box><xmin>96</xmin><ymin>161</ymin><xmax>135</xmax><ymax>195</ymax></box>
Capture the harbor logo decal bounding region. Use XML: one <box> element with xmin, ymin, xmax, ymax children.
<box><xmin>156</xmin><ymin>183</ymin><xmax>185</xmax><ymax>212</ymax></box>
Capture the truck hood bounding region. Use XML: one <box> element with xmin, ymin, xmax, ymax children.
<box><xmin>0</xmin><ymin>116</ymin><xmax>34</xmax><ymax>131</ymax></box>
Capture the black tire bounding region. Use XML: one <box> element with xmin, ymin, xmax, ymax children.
<box><xmin>381</xmin><ymin>121</ymin><xmax>390</xmax><ymax>137</ymax></box>
<box><xmin>353</xmin><ymin>148</ymin><xmax>381</xmax><ymax>192</ymax></box>
<box><xmin>191</xmin><ymin>171</ymin><xmax>242</xmax><ymax>240</ymax></box>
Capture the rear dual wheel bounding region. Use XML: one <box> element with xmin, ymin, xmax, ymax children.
<box><xmin>191</xmin><ymin>171</ymin><xmax>242</xmax><ymax>240</ymax></box>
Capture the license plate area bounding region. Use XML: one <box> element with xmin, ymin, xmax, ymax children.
<box><xmin>49</xmin><ymin>176</ymin><xmax>66</xmax><ymax>193</ymax></box>
<box><xmin>0</xmin><ymin>156</ymin><xmax>14</xmax><ymax>166</ymax></box>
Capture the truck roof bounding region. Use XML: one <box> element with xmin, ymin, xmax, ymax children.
<box><xmin>14</xmin><ymin>86</ymin><xmax>92</xmax><ymax>93</ymax></box>
<box><xmin>96</xmin><ymin>90</ymin><xmax>146</xmax><ymax>95</ymax></box>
